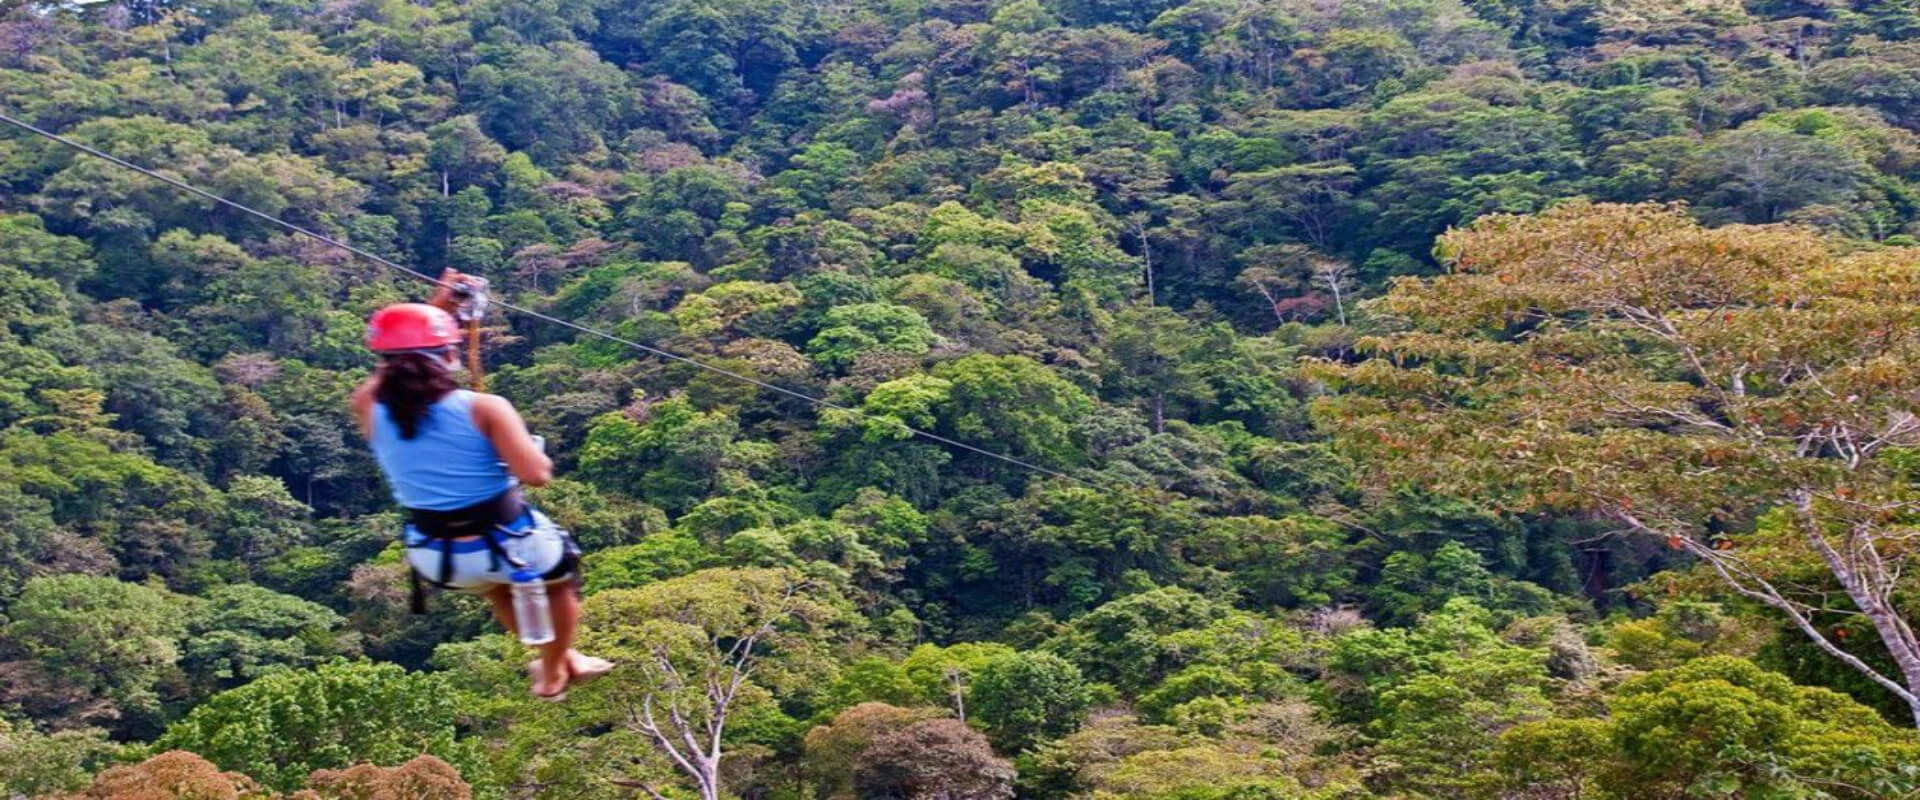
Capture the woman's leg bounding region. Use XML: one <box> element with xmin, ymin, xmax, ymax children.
<box><xmin>484</xmin><ymin>585</ymin><xmax>517</xmax><ymax>634</ymax></box>
<box><xmin>493</xmin><ymin>582</ymin><xmax>591</xmax><ymax>695</ymax></box>
<box><xmin>532</xmin><ymin>579</ymin><xmax>579</xmax><ymax>696</ymax></box>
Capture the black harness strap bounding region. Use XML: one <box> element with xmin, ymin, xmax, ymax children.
<box><xmin>411</xmin><ymin>564</ymin><xmax>429</xmax><ymax>614</ymax></box>
<box><xmin>405</xmin><ymin>489</ymin><xmax>525</xmax><ymax>613</ymax></box>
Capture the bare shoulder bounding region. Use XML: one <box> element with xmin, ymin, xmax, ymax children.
<box><xmin>467</xmin><ymin>391</ymin><xmax>518</xmax><ymax>426</ymax></box>
<box><xmin>349</xmin><ymin>377</ymin><xmax>379</xmax><ymax>439</ymax></box>
<box><xmin>350</xmin><ymin>377</ymin><xmax>379</xmax><ymax>408</ymax></box>
<box><xmin>468</xmin><ymin>391</ymin><xmax>514</xmax><ymax>414</ymax></box>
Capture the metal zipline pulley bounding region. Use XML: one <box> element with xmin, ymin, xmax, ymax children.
<box><xmin>450</xmin><ymin>275</ymin><xmax>490</xmax><ymax>391</ymax></box>
<box><xmin>450</xmin><ymin>275</ymin><xmax>490</xmax><ymax>323</ymax></box>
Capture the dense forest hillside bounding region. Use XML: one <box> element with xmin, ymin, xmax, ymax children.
<box><xmin>6</xmin><ymin>0</ymin><xmax>1920</xmax><ymax>797</ymax></box>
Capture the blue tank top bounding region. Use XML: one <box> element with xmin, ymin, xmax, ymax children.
<box><xmin>369</xmin><ymin>390</ymin><xmax>515</xmax><ymax>510</ymax></box>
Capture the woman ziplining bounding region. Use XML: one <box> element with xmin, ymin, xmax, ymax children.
<box><xmin>351</xmin><ymin>268</ymin><xmax>613</xmax><ymax>700</ymax></box>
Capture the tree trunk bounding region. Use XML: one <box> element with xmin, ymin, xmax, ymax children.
<box><xmin>1805</xmin><ymin>522</ymin><xmax>1920</xmax><ymax>727</ymax></box>
<box><xmin>1330</xmin><ymin>279</ymin><xmax>1347</xmax><ymax>326</ymax></box>
<box><xmin>1254</xmin><ymin>284</ymin><xmax>1283</xmax><ymax>326</ymax></box>
<box><xmin>1674</xmin><ymin>501</ymin><xmax>1920</xmax><ymax>728</ymax></box>
<box><xmin>947</xmin><ymin>669</ymin><xmax>967</xmax><ymax>722</ymax></box>
<box><xmin>698</xmin><ymin>758</ymin><xmax>721</xmax><ymax>800</ymax></box>
<box><xmin>1616</xmin><ymin>503</ymin><xmax>1920</xmax><ymax>727</ymax></box>
<box><xmin>1136</xmin><ymin>223</ymin><xmax>1155</xmax><ymax>306</ymax></box>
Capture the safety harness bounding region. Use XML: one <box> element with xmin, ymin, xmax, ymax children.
<box><xmin>404</xmin><ymin>489</ymin><xmax>529</xmax><ymax>613</ymax></box>
<box><xmin>403</xmin><ymin>490</ymin><xmax>584</xmax><ymax>614</ymax></box>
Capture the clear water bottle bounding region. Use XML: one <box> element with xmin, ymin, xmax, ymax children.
<box><xmin>510</xmin><ymin>567</ymin><xmax>554</xmax><ymax>645</ymax></box>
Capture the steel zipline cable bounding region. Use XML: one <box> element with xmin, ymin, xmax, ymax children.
<box><xmin>0</xmin><ymin>109</ymin><xmax>1095</xmax><ymax>487</ymax></box>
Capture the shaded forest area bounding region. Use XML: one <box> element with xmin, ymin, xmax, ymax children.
<box><xmin>6</xmin><ymin>0</ymin><xmax>1920</xmax><ymax>797</ymax></box>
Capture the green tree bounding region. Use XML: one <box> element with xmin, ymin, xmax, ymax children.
<box><xmin>0</xmin><ymin>212</ymin><xmax>95</xmax><ymax>290</ymax></box>
<box><xmin>669</xmin><ymin>280</ymin><xmax>803</xmax><ymax>340</ymax></box>
<box><xmin>0</xmin><ymin>482</ymin><xmax>72</xmax><ymax>598</ymax></box>
<box><xmin>527</xmin><ymin>478</ymin><xmax>667</xmax><ymax>550</ymax></box>
<box><xmin>1488</xmin><ymin>717</ymin><xmax>1612</xmax><ymax>800</ymax></box>
<box><xmin>0</xmin><ymin>426</ymin><xmax>223</xmax><ymax>584</ymax></box>
<box><xmin>596</xmin><ymin>0</ymin><xmax>801</xmax><ymax>99</ymax></box>
<box><xmin>0</xmin><ymin>719</ymin><xmax>118</xmax><ymax>798</ymax></box>
<box><xmin>33</xmin><ymin>116</ymin><xmax>362</xmax><ymax>248</ymax></box>
<box><xmin>771</xmin><ymin>141</ymin><xmax>866</xmax><ymax>209</ymax></box>
<box><xmin>901</xmin><ymin>642</ymin><xmax>1017</xmax><ymax>721</ymax></box>
<box><xmin>464</xmin><ymin>42</ymin><xmax>630</xmax><ymax>162</ymax></box>
<box><xmin>1044</xmin><ymin>587</ymin><xmax>1227</xmax><ymax>692</ymax></box>
<box><xmin>219</xmin><ymin>475</ymin><xmax>313</xmax><ymax>570</ymax></box>
<box><xmin>155</xmin><ymin>660</ymin><xmax>468</xmax><ymax>793</ymax></box>
<box><xmin>583</xmin><ymin>533</ymin><xmax>715</xmax><ymax>593</ymax></box>
<box><xmin>426</xmin><ymin>115</ymin><xmax>508</xmax><ymax>195</ymax></box>
<box><xmin>36</xmin><ymin>324</ymin><xmax>224</xmax><ymax>468</ymax></box>
<box><xmin>0</xmin><ymin>335</ymin><xmax>92</xmax><ymax>430</ymax></box>
<box><xmin>968</xmin><ymin>651</ymin><xmax>1093</xmax><ymax>752</ymax></box>
<box><xmin>815</xmin><ymin>658</ymin><xmax>924</xmax><ymax>715</ymax></box>
<box><xmin>0</xmin><ymin>574</ymin><xmax>187</xmax><ymax>736</ymax></box>
<box><xmin>1184</xmin><ymin>514</ymin><xmax>1354</xmax><ymax>609</ymax></box>
<box><xmin>578</xmin><ymin>398</ymin><xmax>743</xmax><ymax>512</ymax></box>
<box><xmin>1490</xmin><ymin>657</ymin><xmax>1920</xmax><ymax>799</ymax></box>
<box><xmin>1683</xmin><ymin>122</ymin><xmax>1873</xmax><ymax>224</ymax></box>
<box><xmin>1220</xmin><ymin>162</ymin><xmax>1358</xmax><ymax>252</ymax></box>
<box><xmin>807</xmin><ymin>302</ymin><xmax>938</xmax><ymax>371</ymax></box>
<box><xmin>180</xmin><ymin>584</ymin><xmax>352</xmax><ymax>697</ymax></box>
<box><xmin>933</xmin><ymin>355</ymin><xmax>1094</xmax><ymax>474</ymax></box>
<box><xmin>1366</xmin><ymin>627</ymin><xmax>1555</xmax><ymax>795</ymax></box>
<box><xmin>624</xmin><ymin>166</ymin><xmax>751</xmax><ymax>265</ymax></box>
<box><xmin>1099</xmin><ymin>306</ymin><xmax>1218</xmax><ymax>433</ymax></box>
<box><xmin>1612</xmin><ymin>657</ymin><xmax>1920</xmax><ymax>798</ymax></box>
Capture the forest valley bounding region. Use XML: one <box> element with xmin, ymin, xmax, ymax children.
<box><xmin>8</xmin><ymin>0</ymin><xmax>1920</xmax><ymax>798</ymax></box>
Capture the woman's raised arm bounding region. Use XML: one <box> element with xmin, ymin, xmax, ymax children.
<box><xmin>472</xmin><ymin>393</ymin><xmax>553</xmax><ymax>487</ymax></box>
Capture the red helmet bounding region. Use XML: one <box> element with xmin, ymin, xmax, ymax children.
<box><xmin>366</xmin><ymin>303</ymin><xmax>461</xmax><ymax>353</ymax></box>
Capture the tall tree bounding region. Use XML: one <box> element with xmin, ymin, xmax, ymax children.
<box><xmin>1313</xmin><ymin>202</ymin><xmax>1920</xmax><ymax>724</ymax></box>
<box><xmin>582</xmin><ymin>568</ymin><xmax>845</xmax><ymax>800</ymax></box>
<box><xmin>967</xmin><ymin>651</ymin><xmax>1092</xmax><ymax>751</ymax></box>
<box><xmin>852</xmin><ymin>718</ymin><xmax>1016</xmax><ymax>800</ymax></box>
<box><xmin>1100</xmin><ymin>306</ymin><xmax>1217</xmax><ymax>434</ymax></box>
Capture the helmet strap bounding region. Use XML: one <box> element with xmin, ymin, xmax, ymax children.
<box><xmin>377</xmin><ymin>346</ymin><xmax>462</xmax><ymax>373</ymax></box>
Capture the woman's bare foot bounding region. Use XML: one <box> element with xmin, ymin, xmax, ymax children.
<box><xmin>526</xmin><ymin>660</ymin><xmax>570</xmax><ymax>700</ymax></box>
<box><xmin>567</xmin><ymin>651</ymin><xmax>616</xmax><ymax>686</ymax></box>
<box><xmin>528</xmin><ymin>651</ymin><xmax>614</xmax><ymax>695</ymax></box>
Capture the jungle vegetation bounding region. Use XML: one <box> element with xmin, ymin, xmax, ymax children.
<box><xmin>7</xmin><ymin>0</ymin><xmax>1920</xmax><ymax>797</ymax></box>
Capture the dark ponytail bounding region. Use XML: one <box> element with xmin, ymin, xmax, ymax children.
<box><xmin>375</xmin><ymin>351</ymin><xmax>457</xmax><ymax>440</ymax></box>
